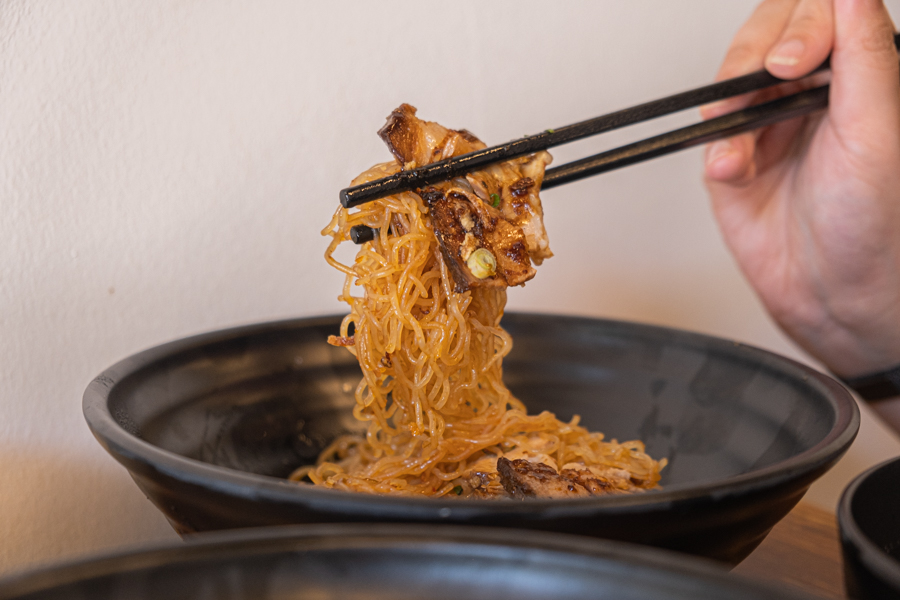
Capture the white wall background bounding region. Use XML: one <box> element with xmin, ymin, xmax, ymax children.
<box><xmin>2</xmin><ymin>0</ymin><xmax>899</xmax><ymax>577</ymax></box>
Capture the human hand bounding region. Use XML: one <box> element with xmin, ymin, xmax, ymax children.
<box><xmin>702</xmin><ymin>0</ymin><xmax>900</xmax><ymax>381</ymax></box>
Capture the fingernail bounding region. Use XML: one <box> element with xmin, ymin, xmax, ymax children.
<box><xmin>706</xmin><ymin>140</ymin><xmax>732</xmax><ymax>167</ymax></box>
<box><xmin>767</xmin><ymin>39</ymin><xmax>806</xmax><ymax>67</ymax></box>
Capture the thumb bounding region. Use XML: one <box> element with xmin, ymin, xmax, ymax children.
<box><xmin>830</xmin><ymin>0</ymin><xmax>900</xmax><ymax>148</ymax></box>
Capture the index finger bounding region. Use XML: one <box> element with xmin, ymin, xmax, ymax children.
<box><xmin>701</xmin><ymin>0</ymin><xmax>799</xmax><ymax>120</ymax></box>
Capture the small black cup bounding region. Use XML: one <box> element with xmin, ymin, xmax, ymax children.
<box><xmin>839</xmin><ymin>455</ymin><xmax>900</xmax><ymax>599</ymax></box>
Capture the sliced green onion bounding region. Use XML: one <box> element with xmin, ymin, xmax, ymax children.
<box><xmin>467</xmin><ymin>248</ymin><xmax>497</xmax><ymax>279</ymax></box>
<box><xmin>490</xmin><ymin>193</ymin><xmax>500</xmax><ymax>208</ymax></box>
<box><xmin>453</xmin><ymin>485</ymin><xmax>463</xmax><ymax>495</ymax></box>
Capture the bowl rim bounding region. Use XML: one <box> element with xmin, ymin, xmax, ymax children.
<box><xmin>82</xmin><ymin>312</ymin><xmax>860</xmax><ymax>517</ymax></box>
<box><xmin>0</xmin><ymin>523</ymin><xmax>819</xmax><ymax>599</ymax></box>
<box><xmin>837</xmin><ymin>454</ymin><xmax>900</xmax><ymax>591</ymax></box>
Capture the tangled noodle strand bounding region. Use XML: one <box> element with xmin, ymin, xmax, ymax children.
<box><xmin>290</xmin><ymin>162</ymin><xmax>664</xmax><ymax>497</ymax></box>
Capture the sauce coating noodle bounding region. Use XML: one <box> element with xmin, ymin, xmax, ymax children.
<box><xmin>291</xmin><ymin>112</ymin><xmax>664</xmax><ymax>497</ymax></box>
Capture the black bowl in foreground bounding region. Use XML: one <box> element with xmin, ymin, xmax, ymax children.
<box><xmin>0</xmin><ymin>524</ymin><xmax>823</xmax><ymax>600</ymax></box>
<box><xmin>83</xmin><ymin>313</ymin><xmax>859</xmax><ymax>564</ymax></box>
<box><xmin>839</xmin><ymin>455</ymin><xmax>900</xmax><ymax>599</ymax></box>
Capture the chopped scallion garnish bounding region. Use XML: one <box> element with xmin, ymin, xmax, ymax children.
<box><xmin>453</xmin><ymin>485</ymin><xmax>463</xmax><ymax>495</ymax></box>
<box><xmin>490</xmin><ymin>193</ymin><xmax>500</xmax><ymax>207</ymax></box>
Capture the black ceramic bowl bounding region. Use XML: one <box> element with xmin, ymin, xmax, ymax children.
<box><xmin>838</xmin><ymin>455</ymin><xmax>900</xmax><ymax>599</ymax></box>
<box><xmin>83</xmin><ymin>313</ymin><xmax>858</xmax><ymax>564</ymax></box>
<box><xmin>0</xmin><ymin>524</ymin><xmax>822</xmax><ymax>600</ymax></box>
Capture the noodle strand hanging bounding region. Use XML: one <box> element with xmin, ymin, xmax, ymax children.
<box><xmin>291</xmin><ymin>105</ymin><xmax>665</xmax><ymax>498</ymax></box>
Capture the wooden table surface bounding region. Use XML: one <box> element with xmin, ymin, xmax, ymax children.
<box><xmin>732</xmin><ymin>502</ymin><xmax>845</xmax><ymax>599</ymax></box>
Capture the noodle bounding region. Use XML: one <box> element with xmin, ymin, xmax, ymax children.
<box><xmin>291</xmin><ymin>109</ymin><xmax>665</xmax><ymax>498</ymax></box>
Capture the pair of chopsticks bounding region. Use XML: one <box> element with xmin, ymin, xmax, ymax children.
<box><xmin>345</xmin><ymin>32</ymin><xmax>900</xmax><ymax>245</ymax></box>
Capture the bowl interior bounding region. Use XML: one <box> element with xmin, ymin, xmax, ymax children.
<box><xmin>849</xmin><ymin>458</ymin><xmax>900</xmax><ymax>560</ymax></box>
<box><xmin>107</xmin><ymin>314</ymin><xmax>841</xmax><ymax>490</ymax></box>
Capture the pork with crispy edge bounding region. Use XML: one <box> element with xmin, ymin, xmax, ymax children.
<box><xmin>377</xmin><ymin>104</ymin><xmax>553</xmax><ymax>292</ymax></box>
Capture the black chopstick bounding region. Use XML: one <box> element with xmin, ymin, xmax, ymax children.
<box><xmin>540</xmin><ymin>83</ymin><xmax>829</xmax><ymax>190</ymax></box>
<box><xmin>341</xmin><ymin>32</ymin><xmax>900</xmax><ymax>216</ymax></box>
<box><xmin>340</xmin><ymin>67</ymin><xmax>795</xmax><ymax>209</ymax></box>
<box><xmin>347</xmin><ymin>84</ymin><xmax>830</xmax><ymax>244</ymax></box>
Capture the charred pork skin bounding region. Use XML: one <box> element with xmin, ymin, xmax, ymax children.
<box><xmin>496</xmin><ymin>457</ymin><xmax>647</xmax><ymax>499</ymax></box>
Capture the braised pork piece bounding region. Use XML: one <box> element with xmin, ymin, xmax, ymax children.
<box><xmin>496</xmin><ymin>457</ymin><xmax>653</xmax><ymax>498</ymax></box>
<box><xmin>450</xmin><ymin>454</ymin><xmax>652</xmax><ymax>499</ymax></box>
<box><xmin>378</xmin><ymin>104</ymin><xmax>553</xmax><ymax>292</ymax></box>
